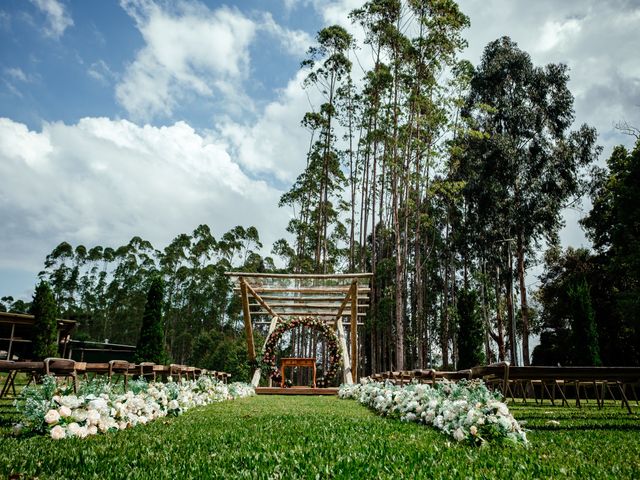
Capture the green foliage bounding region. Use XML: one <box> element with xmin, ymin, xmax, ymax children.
<box><xmin>32</xmin><ymin>224</ymin><xmax>272</xmax><ymax>368</ymax></box>
<box><xmin>14</xmin><ymin>374</ymin><xmax>58</xmax><ymax>433</ymax></box>
<box><xmin>135</xmin><ymin>276</ymin><xmax>166</xmax><ymax>364</ymax></box>
<box><xmin>1</xmin><ymin>397</ymin><xmax>639</xmax><ymax>479</ymax></box>
<box><xmin>458</xmin><ymin>35</ymin><xmax>600</xmax><ymax>365</ymax></box>
<box><xmin>456</xmin><ymin>289</ymin><xmax>485</xmax><ymax>369</ymax></box>
<box><xmin>192</xmin><ymin>330</ymin><xmax>252</xmax><ymax>382</ymax></box>
<box><xmin>534</xmin><ymin>247</ymin><xmax>603</xmax><ymax>366</ymax></box>
<box><xmin>30</xmin><ymin>281</ymin><xmax>59</xmax><ymax>360</ymax></box>
<box><xmin>582</xmin><ymin>140</ymin><xmax>640</xmax><ymax>365</ymax></box>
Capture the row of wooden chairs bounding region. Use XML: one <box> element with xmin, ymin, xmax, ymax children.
<box><xmin>368</xmin><ymin>369</ymin><xmax>473</xmax><ymax>385</ymax></box>
<box><xmin>365</xmin><ymin>363</ymin><xmax>640</xmax><ymax>413</ymax></box>
<box><xmin>0</xmin><ymin>359</ymin><xmax>231</xmax><ymax>399</ymax></box>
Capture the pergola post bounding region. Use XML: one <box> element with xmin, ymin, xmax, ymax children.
<box><xmin>335</xmin><ymin>320</ymin><xmax>353</xmax><ymax>385</ymax></box>
<box><xmin>253</xmin><ymin>315</ymin><xmax>281</xmax><ymax>387</ymax></box>
<box><xmin>240</xmin><ymin>278</ymin><xmax>258</xmax><ymax>384</ymax></box>
<box><xmin>350</xmin><ymin>280</ymin><xmax>358</xmax><ymax>382</ymax></box>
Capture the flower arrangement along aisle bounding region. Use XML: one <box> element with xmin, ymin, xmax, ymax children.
<box><xmin>261</xmin><ymin>316</ymin><xmax>341</xmax><ymax>384</ymax></box>
<box><xmin>14</xmin><ymin>375</ymin><xmax>255</xmax><ymax>440</ymax></box>
<box><xmin>339</xmin><ymin>379</ymin><xmax>528</xmax><ymax>446</ymax></box>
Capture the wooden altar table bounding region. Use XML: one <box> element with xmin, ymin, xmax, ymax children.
<box><xmin>280</xmin><ymin>357</ymin><xmax>316</xmax><ymax>388</ymax></box>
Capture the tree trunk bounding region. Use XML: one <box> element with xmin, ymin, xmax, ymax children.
<box><xmin>494</xmin><ymin>266</ymin><xmax>506</xmax><ymax>362</ymax></box>
<box><xmin>516</xmin><ymin>233</ymin><xmax>530</xmax><ymax>365</ymax></box>
<box><xmin>506</xmin><ymin>244</ymin><xmax>517</xmax><ymax>365</ymax></box>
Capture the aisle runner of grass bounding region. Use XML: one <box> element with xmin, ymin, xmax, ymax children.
<box><xmin>1</xmin><ymin>396</ymin><xmax>639</xmax><ymax>479</ymax></box>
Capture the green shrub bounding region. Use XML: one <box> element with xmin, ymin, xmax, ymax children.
<box><xmin>135</xmin><ymin>277</ymin><xmax>166</xmax><ymax>364</ymax></box>
<box><xmin>30</xmin><ymin>281</ymin><xmax>59</xmax><ymax>360</ymax></box>
<box><xmin>457</xmin><ymin>289</ymin><xmax>485</xmax><ymax>369</ymax></box>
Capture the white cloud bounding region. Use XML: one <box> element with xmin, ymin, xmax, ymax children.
<box><xmin>217</xmin><ymin>69</ymin><xmax>314</xmax><ymax>183</ymax></box>
<box><xmin>87</xmin><ymin>60</ymin><xmax>117</xmax><ymax>85</ymax></box>
<box><xmin>457</xmin><ymin>0</ymin><xmax>640</xmax><ymax>155</ymax></box>
<box><xmin>537</xmin><ymin>18</ymin><xmax>582</xmax><ymax>52</ymax></box>
<box><xmin>116</xmin><ymin>0</ymin><xmax>256</xmax><ymax>121</ymax></box>
<box><xmin>0</xmin><ymin>118</ymin><xmax>52</xmax><ymax>168</ymax></box>
<box><xmin>0</xmin><ymin>11</ymin><xmax>10</xmax><ymax>31</ymax></box>
<box><xmin>4</xmin><ymin>67</ymin><xmax>36</xmax><ymax>83</ymax></box>
<box><xmin>30</xmin><ymin>0</ymin><xmax>73</xmax><ymax>39</ymax></box>
<box><xmin>0</xmin><ymin>117</ymin><xmax>289</xmax><ymax>273</ymax></box>
<box><xmin>260</xmin><ymin>12</ymin><xmax>313</xmax><ymax>57</ymax></box>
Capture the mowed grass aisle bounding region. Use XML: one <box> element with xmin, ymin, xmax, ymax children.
<box><xmin>1</xmin><ymin>395</ymin><xmax>639</xmax><ymax>479</ymax></box>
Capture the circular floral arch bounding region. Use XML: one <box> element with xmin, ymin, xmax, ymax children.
<box><xmin>261</xmin><ymin>316</ymin><xmax>342</xmax><ymax>384</ymax></box>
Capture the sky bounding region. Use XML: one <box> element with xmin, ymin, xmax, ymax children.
<box><xmin>1</xmin><ymin>0</ymin><xmax>639</xmax><ymax>301</ymax></box>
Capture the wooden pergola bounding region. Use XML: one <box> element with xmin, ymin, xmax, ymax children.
<box><xmin>225</xmin><ymin>272</ymin><xmax>372</xmax><ymax>387</ymax></box>
<box><xmin>0</xmin><ymin>311</ymin><xmax>77</xmax><ymax>360</ymax></box>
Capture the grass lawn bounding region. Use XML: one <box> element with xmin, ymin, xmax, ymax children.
<box><xmin>1</xmin><ymin>394</ymin><xmax>639</xmax><ymax>479</ymax></box>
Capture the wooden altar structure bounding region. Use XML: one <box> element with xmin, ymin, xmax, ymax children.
<box><xmin>225</xmin><ymin>272</ymin><xmax>372</xmax><ymax>387</ymax></box>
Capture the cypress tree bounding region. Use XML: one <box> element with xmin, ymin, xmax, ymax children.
<box><xmin>457</xmin><ymin>289</ymin><xmax>486</xmax><ymax>369</ymax></box>
<box><xmin>568</xmin><ymin>277</ymin><xmax>601</xmax><ymax>366</ymax></box>
<box><xmin>31</xmin><ymin>280</ymin><xmax>59</xmax><ymax>360</ymax></box>
<box><xmin>135</xmin><ymin>276</ymin><xmax>166</xmax><ymax>364</ymax></box>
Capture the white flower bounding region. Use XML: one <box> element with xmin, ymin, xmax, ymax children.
<box><xmin>59</xmin><ymin>406</ymin><xmax>72</xmax><ymax>418</ymax></box>
<box><xmin>86</xmin><ymin>409</ymin><xmax>101</xmax><ymax>425</ymax></box>
<box><xmin>89</xmin><ymin>398</ymin><xmax>109</xmax><ymax>412</ymax></box>
<box><xmin>67</xmin><ymin>422</ymin><xmax>81</xmax><ymax>436</ymax></box>
<box><xmin>88</xmin><ymin>425</ymin><xmax>98</xmax><ymax>436</ymax></box>
<box><xmin>44</xmin><ymin>409</ymin><xmax>60</xmax><ymax>424</ymax></box>
<box><xmin>338</xmin><ymin>379</ymin><xmax>527</xmax><ymax>446</ymax></box>
<box><xmin>60</xmin><ymin>395</ymin><xmax>82</xmax><ymax>409</ymax></box>
<box><xmin>50</xmin><ymin>425</ymin><xmax>66</xmax><ymax>440</ymax></box>
<box><xmin>72</xmin><ymin>409</ymin><xmax>88</xmax><ymax>422</ymax></box>
<box><xmin>453</xmin><ymin>427</ymin><xmax>466</xmax><ymax>442</ymax></box>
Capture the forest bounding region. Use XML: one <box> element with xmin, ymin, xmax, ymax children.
<box><xmin>2</xmin><ymin>0</ymin><xmax>639</xmax><ymax>378</ymax></box>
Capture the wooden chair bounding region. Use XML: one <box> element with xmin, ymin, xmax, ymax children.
<box><xmin>184</xmin><ymin>366</ymin><xmax>196</xmax><ymax>380</ymax></box>
<box><xmin>169</xmin><ymin>364</ymin><xmax>187</xmax><ymax>381</ymax></box>
<box><xmin>108</xmin><ymin>360</ymin><xmax>132</xmax><ymax>390</ymax></box>
<box><xmin>44</xmin><ymin>358</ymin><xmax>78</xmax><ymax>393</ymax></box>
<box><xmin>134</xmin><ymin>362</ymin><xmax>156</xmax><ymax>382</ymax></box>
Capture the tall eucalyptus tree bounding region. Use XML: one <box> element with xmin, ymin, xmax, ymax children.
<box><xmin>461</xmin><ymin>37</ymin><xmax>599</xmax><ymax>364</ymax></box>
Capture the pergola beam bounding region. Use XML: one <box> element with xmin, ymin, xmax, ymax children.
<box><xmin>244</xmin><ymin>282</ymin><xmax>280</xmax><ymax>319</ymax></box>
<box><xmin>249</xmin><ymin>311</ymin><xmax>367</xmax><ymax>317</ymax></box>
<box><xmin>256</xmin><ymin>295</ymin><xmax>366</xmax><ymax>302</ymax></box>
<box><xmin>234</xmin><ymin>287</ymin><xmax>370</xmax><ymax>294</ymax></box>
<box><xmin>253</xmin><ymin>321</ymin><xmax>365</xmax><ymax>326</ymax></box>
<box><xmin>249</xmin><ymin>303</ymin><xmax>369</xmax><ymax>309</ymax></box>
<box><xmin>226</xmin><ymin>272</ymin><xmax>373</xmax><ymax>279</ymax></box>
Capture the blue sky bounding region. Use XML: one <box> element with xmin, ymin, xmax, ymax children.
<box><xmin>1</xmin><ymin>0</ymin><xmax>639</xmax><ymax>301</ymax></box>
<box><xmin>1</xmin><ymin>1</ymin><xmax>318</xmax><ymax>130</ymax></box>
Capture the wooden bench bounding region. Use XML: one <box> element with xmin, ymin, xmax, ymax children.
<box><xmin>0</xmin><ymin>361</ymin><xmax>45</xmax><ymax>398</ymax></box>
<box><xmin>506</xmin><ymin>366</ymin><xmax>640</xmax><ymax>412</ymax></box>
